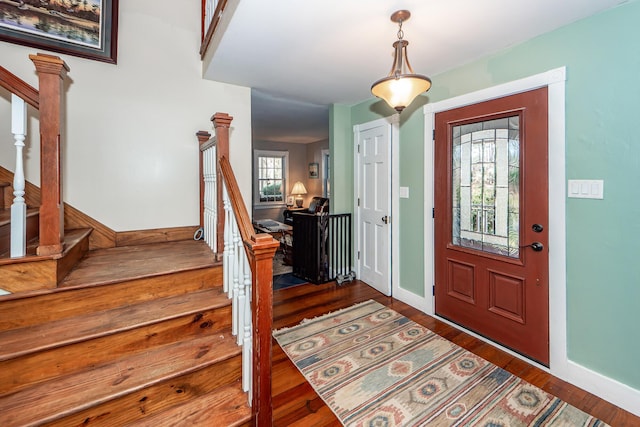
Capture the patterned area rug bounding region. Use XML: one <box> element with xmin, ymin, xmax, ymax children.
<box><xmin>273</xmin><ymin>300</ymin><xmax>608</xmax><ymax>427</ymax></box>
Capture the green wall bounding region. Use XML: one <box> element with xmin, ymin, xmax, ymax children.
<box><xmin>331</xmin><ymin>0</ymin><xmax>640</xmax><ymax>391</ymax></box>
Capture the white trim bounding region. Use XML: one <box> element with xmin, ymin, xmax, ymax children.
<box><xmin>353</xmin><ymin>116</ymin><xmax>398</xmax><ymax>295</ymax></box>
<box><xmin>420</xmin><ymin>67</ymin><xmax>640</xmax><ymax>417</ymax></box>
<box><xmin>353</xmin><ymin>126</ymin><xmax>361</xmax><ymax>279</ymax></box>
<box><xmin>321</xmin><ymin>148</ymin><xmax>330</xmax><ymax>199</ymax></box>
<box><xmin>252</xmin><ymin>149</ymin><xmax>289</xmax><ymax>208</ymax></box>
<box><xmin>390</xmin><ymin>115</ymin><xmax>400</xmax><ymax>298</ymax></box>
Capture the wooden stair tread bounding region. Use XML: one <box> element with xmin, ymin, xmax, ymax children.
<box><xmin>0</xmin><ymin>332</ymin><xmax>241</xmax><ymax>427</ymax></box>
<box><xmin>0</xmin><ymin>227</ymin><xmax>90</xmax><ymax>264</ymax></box>
<box><xmin>0</xmin><ymin>288</ymin><xmax>229</xmax><ymax>362</ymax></box>
<box><xmin>124</xmin><ymin>382</ymin><xmax>251</xmax><ymax>427</ymax></box>
<box><xmin>60</xmin><ymin>239</ymin><xmax>218</xmax><ymax>288</ymax></box>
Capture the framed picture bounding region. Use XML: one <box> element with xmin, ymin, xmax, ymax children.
<box><xmin>286</xmin><ymin>195</ymin><xmax>294</xmax><ymax>207</ymax></box>
<box><xmin>308</xmin><ymin>162</ymin><xmax>319</xmax><ymax>179</ymax></box>
<box><xmin>0</xmin><ymin>0</ymin><xmax>119</xmax><ymax>64</ymax></box>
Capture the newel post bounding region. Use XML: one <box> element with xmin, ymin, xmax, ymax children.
<box><xmin>212</xmin><ymin>113</ymin><xmax>232</xmax><ymax>257</ymax></box>
<box><xmin>30</xmin><ymin>53</ymin><xmax>69</xmax><ymax>256</ymax></box>
<box><xmin>247</xmin><ymin>234</ymin><xmax>279</xmax><ymax>426</ymax></box>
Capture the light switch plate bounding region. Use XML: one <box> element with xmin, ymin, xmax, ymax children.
<box><xmin>567</xmin><ymin>179</ymin><xmax>604</xmax><ymax>199</ymax></box>
<box><xmin>399</xmin><ymin>187</ymin><xmax>409</xmax><ymax>198</ymax></box>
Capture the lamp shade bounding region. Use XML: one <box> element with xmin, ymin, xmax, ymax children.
<box><xmin>291</xmin><ymin>181</ymin><xmax>307</xmax><ymax>195</ymax></box>
<box><xmin>371</xmin><ymin>11</ymin><xmax>431</xmax><ymax>112</ymax></box>
<box><xmin>371</xmin><ymin>74</ymin><xmax>431</xmax><ymax>113</ymax></box>
<box><xmin>291</xmin><ymin>181</ymin><xmax>307</xmax><ymax>207</ymax></box>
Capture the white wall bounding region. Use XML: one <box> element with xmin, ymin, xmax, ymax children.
<box><xmin>0</xmin><ymin>0</ymin><xmax>252</xmax><ymax>231</ymax></box>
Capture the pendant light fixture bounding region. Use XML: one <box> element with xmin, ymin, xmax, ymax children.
<box><xmin>371</xmin><ymin>10</ymin><xmax>431</xmax><ymax>112</ymax></box>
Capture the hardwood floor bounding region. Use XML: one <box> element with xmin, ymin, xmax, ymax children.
<box><xmin>272</xmin><ymin>280</ymin><xmax>640</xmax><ymax>427</ymax></box>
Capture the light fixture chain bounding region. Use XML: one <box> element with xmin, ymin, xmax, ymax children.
<box><xmin>397</xmin><ymin>20</ymin><xmax>404</xmax><ymax>40</ymax></box>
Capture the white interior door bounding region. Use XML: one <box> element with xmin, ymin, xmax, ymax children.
<box><xmin>355</xmin><ymin>120</ymin><xmax>391</xmax><ymax>296</ymax></box>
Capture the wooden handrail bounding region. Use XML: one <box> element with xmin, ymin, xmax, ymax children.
<box><xmin>219</xmin><ymin>156</ymin><xmax>255</xmax><ymax>244</ymax></box>
<box><xmin>0</xmin><ymin>65</ymin><xmax>39</xmax><ymax>109</ymax></box>
<box><xmin>219</xmin><ymin>154</ymin><xmax>278</xmax><ymax>426</ymax></box>
<box><xmin>200</xmin><ymin>0</ymin><xmax>229</xmax><ymax>58</ymax></box>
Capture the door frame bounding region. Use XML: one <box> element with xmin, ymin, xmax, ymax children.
<box><xmin>353</xmin><ymin>115</ymin><xmax>400</xmax><ymax>296</ymax></box>
<box><xmin>423</xmin><ymin>68</ymin><xmax>566</xmax><ymax>372</ymax></box>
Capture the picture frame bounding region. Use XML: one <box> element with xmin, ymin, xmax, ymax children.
<box><xmin>308</xmin><ymin>162</ymin><xmax>319</xmax><ymax>179</ymax></box>
<box><xmin>0</xmin><ymin>0</ymin><xmax>119</xmax><ymax>64</ymax></box>
<box><xmin>286</xmin><ymin>195</ymin><xmax>294</xmax><ymax>207</ymax></box>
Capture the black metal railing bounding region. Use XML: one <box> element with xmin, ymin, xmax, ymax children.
<box><xmin>292</xmin><ymin>212</ymin><xmax>352</xmax><ymax>284</ymax></box>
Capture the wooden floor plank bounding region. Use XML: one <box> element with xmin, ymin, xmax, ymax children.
<box><xmin>272</xmin><ymin>280</ymin><xmax>640</xmax><ymax>427</ymax></box>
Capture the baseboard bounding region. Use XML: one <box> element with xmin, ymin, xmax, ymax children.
<box><xmin>564</xmin><ymin>360</ymin><xmax>640</xmax><ymax>417</ymax></box>
<box><xmin>115</xmin><ymin>226</ymin><xmax>201</xmax><ymax>247</ymax></box>
<box><xmin>392</xmin><ymin>284</ymin><xmax>430</xmax><ymax>313</ymax></box>
<box><xmin>64</xmin><ymin>203</ymin><xmax>116</xmax><ymax>250</ymax></box>
<box><xmin>0</xmin><ymin>165</ymin><xmax>117</xmax><ymax>250</ymax></box>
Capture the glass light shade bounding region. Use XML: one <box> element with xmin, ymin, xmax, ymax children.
<box><xmin>371</xmin><ymin>74</ymin><xmax>431</xmax><ymax>112</ymax></box>
<box><xmin>371</xmin><ymin>30</ymin><xmax>432</xmax><ymax>112</ymax></box>
<box><xmin>291</xmin><ymin>181</ymin><xmax>307</xmax><ymax>195</ymax></box>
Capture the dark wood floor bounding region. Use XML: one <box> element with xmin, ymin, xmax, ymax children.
<box><xmin>271</xmin><ymin>280</ymin><xmax>640</xmax><ymax>427</ymax></box>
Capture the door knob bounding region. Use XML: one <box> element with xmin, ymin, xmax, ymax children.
<box><xmin>382</xmin><ymin>216</ymin><xmax>390</xmax><ymax>224</ymax></box>
<box><xmin>521</xmin><ymin>242</ymin><xmax>544</xmax><ymax>252</ymax></box>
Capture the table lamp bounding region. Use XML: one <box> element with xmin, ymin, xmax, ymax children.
<box><xmin>291</xmin><ymin>181</ymin><xmax>307</xmax><ymax>208</ymax></box>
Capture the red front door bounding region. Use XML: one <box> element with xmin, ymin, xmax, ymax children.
<box><xmin>434</xmin><ymin>87</ymin><xmax>550</xmax><ymax>365</ymax></box>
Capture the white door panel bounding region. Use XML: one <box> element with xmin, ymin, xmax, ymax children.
<box><xmin>356</xmin><ymin>122</ymin><xmax>391</xmax><ymax>295</ymax></box>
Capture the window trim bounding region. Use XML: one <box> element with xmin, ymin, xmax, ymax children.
<box><xmin>253</xmin><ymin>149</ymin><xmax>289</xmax><ymax>209</ymax></box>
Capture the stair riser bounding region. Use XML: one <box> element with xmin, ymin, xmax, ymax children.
<box><xmin>0</xmin><ymin>222</ymin><xmax>84</xmax><ymax>292</ymax></box>
<box><xmin>0</xmin><ymin>212</ymin><xmax>39</xmax><ymax>259</ymax></box>
<box><xmin>0</xmin><ymin>267</ymin><xmax>222</xmax><ymax>331</ymax></box>
<box><xmin>0</xmin><ymin>305</ymin><xmax>232</xmax><ymax>396</ymax></box>
<box><xmin>40</xmin><ymin>354</ymin><xmax>243</xmax><ymax>427</ymax></box>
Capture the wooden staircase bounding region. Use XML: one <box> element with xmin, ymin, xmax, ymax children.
<box><xmin>2</xmin><ymin>54</ymin><xmax>277</xmax><ymax>425</ymax></box>
<box><xmin>0</xmin><ymin>237</ymin><xmax>252</xmax><ymax>426</ymax></box>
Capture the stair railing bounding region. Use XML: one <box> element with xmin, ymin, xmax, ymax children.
<box><xmin>198</xmin><ymin>114</ymin><xmax>279</xmax><ymax>426</ymax></box>
<box><xmin>200</xmin><ymin>0</ymin><xmax>228</xmax><ymax>58</ymax></box>
<box><xmin>0</xmin><ymin>54</ymin><xmax>68</xmax><ymax>258</ymax></box>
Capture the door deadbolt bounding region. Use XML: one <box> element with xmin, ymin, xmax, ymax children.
<box><xmin>532</xmin><ymin>224</ymin><xmax>544</xmax><ymax>233</ymax></box>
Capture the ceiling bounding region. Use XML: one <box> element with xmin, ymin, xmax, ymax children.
<box><xmin>203</xmin><ymin>0</ymin><xmax>628</xmax><ymax>144</ymax></box>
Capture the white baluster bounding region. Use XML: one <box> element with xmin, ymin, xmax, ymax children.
<box><xmin>210</xmin><ymin>145</ymin><xmax>217</xmax><ymax>252</ymax></box>
<box><xmin>10</xmin><ymin>94</ymin><xmax>27</xmax><ymax>258</ymax></box>
<box><xmin>203</xmin><ymin>147</ymin><xmax>210</xmax><ymax>248</ymax></box>
<box><xmin>242</xmin><ymin>253</ymin><xmax>252</xmax><ymax>397</ymax></box>
<box><xmin>222</xmin><ymin>184</ymin><xmax>232</xmax><ymax>294</ymax></box>
<box><xmin>236</xmin><ymin>249</ymin><xmax>246</xmax><ymax>346</ymax></box>
<box><xmin>231</xmin><ymin>213</ymin><xmax>240</xmax><ymax>337</ymax></box>
<box><xmin>203</xmin><ymin>146</ymin><xmax>217</xmax><ymax>251</ymax></box>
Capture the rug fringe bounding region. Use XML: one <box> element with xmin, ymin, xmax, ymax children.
<box><xmin>272</xmin><ymin>299</ymin><xmax>382</xmax><ymax>336</ymax></box>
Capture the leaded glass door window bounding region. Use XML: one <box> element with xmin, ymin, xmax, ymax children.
<box><xmin>452</xmin><ymin>117</ymin><xmax>520</xmax><ymax>257</ymax></box>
